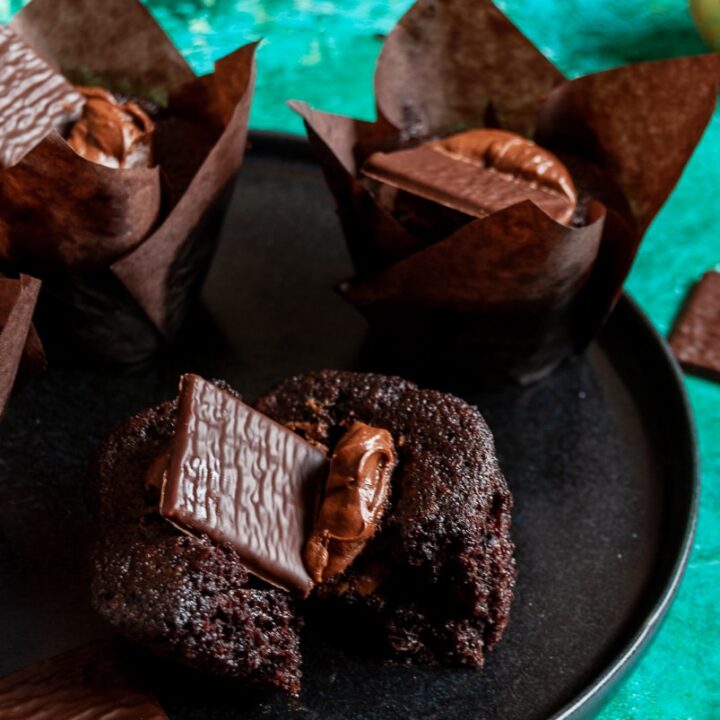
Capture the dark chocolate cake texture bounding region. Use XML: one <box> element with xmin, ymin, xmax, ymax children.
<box><xmin>89</xmin><ymin>371</ymin><xmax>516</xmax><ymax>693</ymax></box>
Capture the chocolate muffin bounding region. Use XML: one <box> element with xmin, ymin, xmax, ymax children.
<box><xmin>89</xmin><ymin>370</ymin><xmax>515</xmax><ymax>692</ymax></box>
<box><xmin>293</xmin><ymin>0</ymin><xmax>719</xmax><ymax>387</ymax></box>
<box><xmin>0</xmin><ymin>3</ymin><xmax>258</xmax><ymax>362</ymax></box>
<box><xmin>257</xmin><ymin>370</ymin><xmax>515</xmax><ymax>667</ymax></box>
<box><xmin>88</xmin><ymin>398</ymin><xmax>303</xmax><ymax>695</ymax></box>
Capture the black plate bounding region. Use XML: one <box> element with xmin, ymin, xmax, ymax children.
<box><xmin>0</xmin><ymin>133</ymin><xmax>698</xmax><ymax>720</ymax></box>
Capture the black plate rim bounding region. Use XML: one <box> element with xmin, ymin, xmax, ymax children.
<box><xmin>549</xmin><ymin>293</ymin><xmax>700</xmax><ymax>719</ymax></box>
<box><xmin>246</xmin><ymin>130</ymin><xmax>699</xmax><ymax>719</ymax></box>
<box><xmin>1</xmin><ymin>131</ymin><xmax>693</xmax><ymax>719</ymax></box>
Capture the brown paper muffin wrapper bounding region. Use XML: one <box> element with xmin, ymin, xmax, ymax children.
<box><xmin>292</xmin><ymin>0</ymin><xmax>720</xmax><ymax>385</ymax></box>
<box><xmin>1</xmin><ymin>0</ymin><xmax>257</xmax><ymax>362</ymax></box>
<box><xmin>0</xmin><ymin>274</ymin><xmax>45</xmax><ymax>419</ymax></box>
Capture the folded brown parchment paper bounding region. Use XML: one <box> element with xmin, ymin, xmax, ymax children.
<box><xmin>293</xmin><ymin>0</ymin><xmax>720</xmax><ymax>385</ymax></box>
<box><xmin>1</xmin><ymin>0</ymin><xmax>257</xmax><ymax>362</ymax></box>
<box><xmin>0</xmin><ymin>274</ymin><xmax>45</xmax><ymax>419</ymax></box>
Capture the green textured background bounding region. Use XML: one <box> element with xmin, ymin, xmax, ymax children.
<box><xmin>2</xmin><ymin>0</ymin><xmax>718</xmax><ymax>717</ymax></box>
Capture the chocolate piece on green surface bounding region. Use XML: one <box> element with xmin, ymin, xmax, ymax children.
<box><xmin>670</xmin><ymin>270</ymin><xmax>720</xmax><ymax>382</ymax></box>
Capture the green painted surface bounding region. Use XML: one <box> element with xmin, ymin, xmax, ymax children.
<box><xmin>2</xmin><ymin>0</ymin><xmax>719</xmax><ymax>717</ymax></box>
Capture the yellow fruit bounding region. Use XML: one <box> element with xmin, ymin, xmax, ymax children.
<box><xmin>691</xmin><ymin>0</ymin><xmax>720</xmax><ymax>50</ymax></box>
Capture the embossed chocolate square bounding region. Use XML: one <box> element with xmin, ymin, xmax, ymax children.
<box><xmin>0</xmin><ymin>0</ymin><xmax>257</xmax><ymax>362</ymax></box>
<box><xmin>160</xmin><ymin>374</ymin><xmax>327</xmax><ymax>596</ymax></box>
<box><xmin>670</xmin><ymin>270</ymin><xmax>720</xmax><ymax>382</ymax></box>
<box><xmin>291</xmin><ymin>0</ymin><xmax>720</xmax><ymax>385</ymax></box>
<box><xmin>0</xmin><ymin>641</ymin><xmax>167</xmax><ymax>719</ymax></box>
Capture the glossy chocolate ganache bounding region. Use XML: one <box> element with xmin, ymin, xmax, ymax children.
<box><xmin>304</xmin><ymin>421</ymin><xmax>397</xmax><ymax>583</ymax></box>
<box><xmin>363</xmin><ymin>128</ymin><xmax>578</xmax><ymax>226</ymax></box>
<box><xmin>66</xmin><ymin>87</ymin><xmax>155</xmax><ymax>169</ymax></box>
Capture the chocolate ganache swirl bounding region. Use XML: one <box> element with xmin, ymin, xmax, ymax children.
<box><xmin>304</xmin><ymin>422</ymin><xmax>396</xmax><ymax>583</ymax></box>
<box><xmin>66</xmin><ymin>87</ymin><xmax>154</xmax><ymax>169</ymax></box>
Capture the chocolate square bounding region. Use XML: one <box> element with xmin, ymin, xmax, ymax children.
<box><xmin>0</xmin><ymin>26</ymin><xmax>83</xmax><ymax>168</ymax></box>
<box><xmin>160</xmin><ymin>374</ymin><xmax>327</xmax><ymax>596</ymax></box>
<box><xmin>362</xmin><ymin>133</ymin><xmax>577</xmax><ymax>225</ymax></box>
<box><xmin>0</xmin><ymin>642</ymin><xmax>167</xmax><ymax>719</ymax></box>
<box><xmin>670</xmin><ymin>270</ymin><xmax>720</xmax><ymax>381</ymax></box>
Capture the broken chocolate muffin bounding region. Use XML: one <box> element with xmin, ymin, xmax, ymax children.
<box><xmin>258</xmin><ymin>370</ymin><xmax>515</xmax><ymax>667</ymax></box>
<box><xmin>89</xmin><ymin>371</ymin><xmax>515</xmax><ymax>693</ymax></box>
<box><xmin>88</xmin><ymin>394</ymin><xmax>304</xmax><ymax>694</ymax></box>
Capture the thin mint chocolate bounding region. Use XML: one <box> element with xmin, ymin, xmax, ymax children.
<box><xmin>0</xmin><ymin>26</ymin><xmax>83</xmax><ymax>168</ymax></box>
<box><xmin>670</xmin><ymin>270</ymin><xmax>720</xmax><ymax>381</ymax></box>
<box><xmin>362</xmin><ymin>129</ymin><xmax>577</xmax><ymax>225</ymax></box>
<box><xmin>0</xmin><ymin>642</ymin><xmax>167</xmax><ymax>719</ymax></box>
<box><xmin>160</xmin><ymin>374</ymin><xmax>327</xmax><ymax>596</ymax></box>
